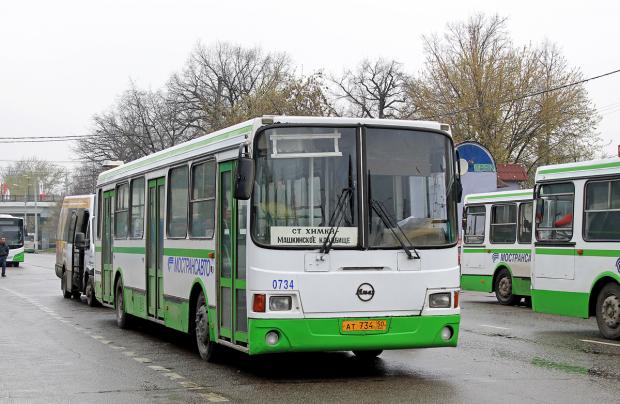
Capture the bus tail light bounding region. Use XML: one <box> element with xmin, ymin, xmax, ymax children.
<box><xmin>429</xmin><ymin>292</ymin><xmax>451</xmax><ymax>308</ymax></box>
<box><xmin>454</xmin><ymin>291</ymin><xmax>459</xmax><ymax>308</ymax></box>
<box><xmin>253</xmin><ymin>294</ymin><xmax>266</xmax><ymax>312</ymax></box>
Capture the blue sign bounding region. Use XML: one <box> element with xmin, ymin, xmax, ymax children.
<box><xmin>456</xmin><ymin>142</ymin><xmax>496</xmax><ymax>173</ymax></box>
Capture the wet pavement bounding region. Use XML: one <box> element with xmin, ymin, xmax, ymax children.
<box><xmin>1</xmin><ymin>254</ymin><xmax>619</xmax><ymax>403</ymax></box>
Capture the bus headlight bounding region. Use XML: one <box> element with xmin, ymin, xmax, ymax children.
<box><xmin>429</xmin><ymin>292</ymin><xmax>451</xmax><ymax>308</ymax></box>
<box><xmin>269</xmin><ymin>296</ymin><xmax>292</xmax><ymax>311</ymax></box>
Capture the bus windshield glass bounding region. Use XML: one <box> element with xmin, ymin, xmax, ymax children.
<box><xmin>252</xmin><ymin>127</ymin><xmax>358</xmax><ymax>247</ymax></box>
<box><xmin>0</xmin><ymin>219</ymin><xmax>24</xmax><ymax>247</ymax></box>
<box><xmin>366</xmin><ymin>128</ymin><xmax>457</xmax><ymax>247</ymax></box>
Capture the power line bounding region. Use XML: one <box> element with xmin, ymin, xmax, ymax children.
<box><xmin>423</xmin><ymin>67</ymin><xmax>620</xmax><ymax>120</ymax></box>
<box><xmin>0</xmin><ymin>135</ymin><xmax>89</xmax><ymax>140</ymax></box>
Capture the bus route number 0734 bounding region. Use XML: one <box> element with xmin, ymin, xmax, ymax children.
<box><xmin>272</xmin><ymin>279</ymin><xmax>295</xmax><ymax>290</ymax></box>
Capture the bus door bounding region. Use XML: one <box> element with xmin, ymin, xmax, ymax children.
<box><xmin>147</xmin><ymin>178</ymin><xmax>165</xmax><ymax>319</ymax></box>
<box><xmin>71</xmin><ymin>210</ymin><xmax>87</xmax><ymax>290</ymax></box>
<box><xmin>102</xmin><ymin>191</ymin><xmax>114</xmax><ymax>304</ymax></box>
<box><xmin>218</xmin><ymin>161</ymin><xmax>248</xmax><ymax>345</ymax></box>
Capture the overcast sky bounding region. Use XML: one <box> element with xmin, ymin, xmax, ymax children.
<box><xmin>1</xmin><ymin>0</ymin><xmax>619</xmax><ymax>172</ymax></box>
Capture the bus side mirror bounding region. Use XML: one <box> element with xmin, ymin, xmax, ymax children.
<box><xmin>74</xmin><ymin>232</ymin><xmax>88</xmax><ymax>250</ymax></box>
<box><xmin>234</xmin><ymin>146</ymin><xmax>255</xmax><ymax>200</ymax></box>
<box><xmin>535</xmin><ymin>201</ymin><xmax>544</xmax><ymax>225</ymax></box>
<box><xmin>456</xmin><ymin>179</ymin><xmax>463</xmax><ymax>203</ymax></box>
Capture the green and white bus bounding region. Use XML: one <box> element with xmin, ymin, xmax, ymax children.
<box><xmin>461</xmin><ymin>189</ymin><xmax>533</xmax><ymax>305</ymax></box>
<box><xmin>0</xmin><ymin>214</ymin><xmax>25</xmax><ymax>266</ymax></box>
<box><xmin>95</xmin><ymin>116</ymin><xmax>463</xmax><ymax>360</ymax></box>
<box><xmin>531</xmin><ymin>156</ymin><xmax>620</xmax><ymax>339</ymax></box>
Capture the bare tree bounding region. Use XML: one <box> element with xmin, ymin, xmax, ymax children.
<box><xmin>0</xmin><ymin>157</ymin><xmax>66</xmax><ymax>197</ymax></box>
<box><xmin>408</xmin><ymin>14</ymin><xmax>601</xmax><ymax>176</ymax></box>
<box><xmin>167</xmin><ymin>41</ymin><xmax>291</xmax><ymax>133</ymax></box>
<box><xmin>75</xmin><ymin>84</ymin><xmax>194</xmax><ymax>165</ymax></box>
<box><xmin>332</xmin><ymin>58</ymin><xmax>409</xmax><ymax>118</ymax></box>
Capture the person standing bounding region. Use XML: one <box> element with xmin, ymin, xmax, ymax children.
<box><xmin>0</xmin><ymin>237</ymin><xmax>9</xmax><ymax>277</ymax></box>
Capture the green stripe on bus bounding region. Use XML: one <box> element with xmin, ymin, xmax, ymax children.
<box><xmin>461</xmin><ymin>274</ymin><xmax>493</xmax><ymax>292</ymax></box>
<box><xmin>466</xmin><ymin>191</ymin><xmax>532</xmax><ymax>201</ymax></box>
<box><xmin>113</xmin><ymin>246</ymin><xmax>146</xmax><ymax>254</ymax></box>
<box><xmin>163</xmin><ymin>248</ymin><xmax>215</xmax><ymax>258</ymax></box>
<box><xmin>463</xmin><ymin>248</ymin><xmax>531</xmax><ymax>254</ymax></box>
<box><xmin>99</xmin><ymin>124</ymin><xmax>253</xmax><ymax>181</ymax></box>
<box><xmin>538</xmin><ymin>160</ymin><xmax>620</xmax><ymax>175</ymax></box>
<box><xmin>535</xmin><ymin>248</ymin><xmax>575</xmax><ymax>256</ymax></box>
<box><xmin>535</xmin><ymin>248</ymin><xmax>620</xmax><ymax>257</ymax></box>
<box><xmin>531</xmin><ymin>289</ymin><xmax>589</xmax><ymax>318</ymax></box>
<box><xmin>95</xmin><ymin>246</ymin><xmax>102</xmax><ymax>252</ymax></box>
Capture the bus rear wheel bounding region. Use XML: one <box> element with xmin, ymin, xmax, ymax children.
<box><xmin>115</xmin><ymin>279</ymin><xmax>130</xmax><ymax>329</ymax></box>
<box><xmin>195</xmin><ymin>291</ymin><xmax>221</xmax><ymax>362</ymax></box>
<box><xmin>86</xmin><ymin>278</ymin><xmax>98</xmax><ymax>307</ymax></box>
<box><xmin>353</xmin><ymin>350</ymin><xmax>383</xmax><ymax>360</ymax></box>
<box><xmin>596</xmin><ymin>283</ymin><xmax>620</xmax><ymax>340</ymax></box>
<box><xmin>494</xmin><ymin>268</ymin><xmax>518</xmax><ymax>306</ymax></box>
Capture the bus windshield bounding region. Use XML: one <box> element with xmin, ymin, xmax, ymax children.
<box><xmin>0</xmin><ymin>219</ymin><xmax>24</xmax><ymax>248</ymax></box>
<box><xmin>252</xmin><ymin>127</ymin><xmax>358</xmax><ymax>247</ymax></box>
<box><xmin>251</xmin><ymin>126</ymin><xmax>456</xmax><ymax>248</ymax></box>
<box><xmin>366</xmin><ymin>128</ymin><xmax>457</xmax><ymax>247</ymax></box>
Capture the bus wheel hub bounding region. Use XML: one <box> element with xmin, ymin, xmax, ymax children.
<box><xmin>602</xmin><ymin>295</ymin><xmax>620</xmax><ymax>328</ymax></box>
<box><xmin>498</xmin><ymin>278</ymin><xmax>511</xmax><ymax>297</ymax></box>
<box><xmin>196</xmin><ymin>306</ymin><xmax>209</xmax><ymax>343</ymax></box>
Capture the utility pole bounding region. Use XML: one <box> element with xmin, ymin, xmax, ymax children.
<box><xmin>34</xmin><ymin>179</ymin><xmax>38</xmax><ymax>252</ymax></box>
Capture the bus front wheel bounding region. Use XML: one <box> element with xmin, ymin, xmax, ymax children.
<box><xmin>62</xmin><ymin>271</ymin><xmax>72</xmax><ymax>299</ymax></box>
<box><xmin>596</xmin><ymin>283</ymin><xmax>620</xmax><ymax>340</ymax></box>
<box><xmin>494</xmin><ymin>268</ymin><xmax>518</xmax><ymax>306</ymax></box>
<box><xmin>195</xmin><ymin>291</ymin><xmax>221</xmax><ymax>362</ymax></box>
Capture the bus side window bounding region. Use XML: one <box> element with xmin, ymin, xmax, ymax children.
<box><xmin>490</xmin><ymin>204</ymin><xmax>517</xmax><ymax>244</ymax></box>
<box><xmin>464</xmin><ymin>205</ymin><xmax>485</xmax><ymax>244</ymax></box>
<box><xmin>97</xmin><ymin>189</ymin><xmax>102</xmax><ymax>240</ymax></box>
<box><xmin>115</xmin><ymin>183</ymin><xmax>129</xmax><ymax>239</ymax></box>
<box><xmin>584</xmin><ymin>179</ymin><xmax>620</xmax><ymax>241</ymax></box>
<box><xmin>129</xmin><ymin>177</ymin><xmax>145</xmax><ymax>239</ymax></box>
<box><xmin>168</xmin><ymin>165</ymin><xmax>189</xmax><ymax>238</ymax></box>
<box><xmin>518</xmin><ymin>202</ymin><xmax>533</xmax><ymax>243</ymax></box>
<box><xmin>190</xmin><ymin>160</ymin><xmax>216</xmax><ymax>238</ymax></box>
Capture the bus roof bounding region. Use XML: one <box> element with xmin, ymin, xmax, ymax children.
<box><xmin>464</xmin><ymin>189</ymin><xmax>533</xmax><ymax>204</ymax></box>
<box><xmin>97</xmin><ymin>116</ymin><xmax>451</xmax><ymax>185</ymax></box>
<box><xmin>536</xmin><ymin>157</ymin><xmax>620</xmax><ymax>182</ymax></box>
<box><xmin>62</xmin><ymin>194</ymin><xmax>94</xmax><ymax>209</ymax></box>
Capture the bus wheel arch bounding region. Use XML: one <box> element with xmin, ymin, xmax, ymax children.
<box><xmin>590</xmin><ymin>276</ymin><xmax>620</xmax><ymax>317</ymax></box>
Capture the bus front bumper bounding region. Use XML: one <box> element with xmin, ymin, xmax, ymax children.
<box><xmin>248</xmin><ymin>314</ymin><xmax>459</xmax><ymax>355</ymax></box>
<box><xmin>9</xmin><ymin>252</ymin><xmax>24</xmax><ymax>262</ymax></box>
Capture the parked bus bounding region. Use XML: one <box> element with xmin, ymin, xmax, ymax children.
<box><xmin>95</xmin><ymin>116</ymin><xmax>463</xmax><ymax>360</ymax></box>
<box><xmin>55</xmin><ymin>195</ymin><xmax>98</xmax><ymax>306</ymax></box>
<box><xmin>0</xmin><ymin>214</ymin><xmax>25</xmax><ymax>267</ymax></box>
<box><xmin>531</xmin><ymin>156</ymin><xmax>620</xmax><ymax>339</ymax></box>
<box><xmin>461</xmin><ymin>189</ymin><xmax>533</xmax><ymax>305</ymax></box>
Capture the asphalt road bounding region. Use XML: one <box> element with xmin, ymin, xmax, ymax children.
<box><xmin>1</xmin><ymin>254</ymin><xmax>619</xmax><ymax>403</ymax></box>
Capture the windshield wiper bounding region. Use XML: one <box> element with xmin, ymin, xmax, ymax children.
<box><xmin>369</xmin><ymin>198</ymin><xmax>420</xmax><ymax>260</ymax></box>
<box><xmin>319</xmin><ymin>187</ymin><xmax>353</xmax><ymax>256</ymax></box>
